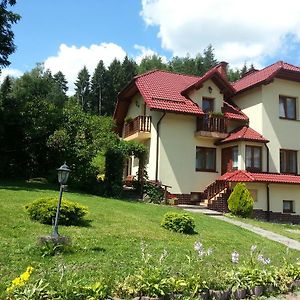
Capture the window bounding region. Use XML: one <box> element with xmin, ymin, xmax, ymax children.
<box><xmin>232</xmin><ymin>146</ymin><xmax>239</xmax><ymax>170</ymax></box>
<box><xmin>202</xmin><ymin>97</ymin><xmax>214</xmax><ymax>113</ymax></box>
<box><xmin>196</xmin><ymin>147</ymin><xmax>216</xmax><ymax>172</ymax></box>
<box><xmin>279</xmin><ymin>96</ymin><xmax>296</xmax><ymax>120</ymax></box>
<box><xmin>245</xmin><ymin>146</ymin><xmax>262</xmax><ymax>172</ymax></box>
<box><xmin>280</xmin><ymin>149</ymin><xmax>297</xmax><ymax>174</ymax></box>
<box><xmin>283</xmin><ymin>200</ymin><xmax>294</xmax><ymax>213</ymax></box>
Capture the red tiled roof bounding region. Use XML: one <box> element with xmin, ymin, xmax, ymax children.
<box><xmin>114</xmin><ymin>67</ymin><xmax>250</xmax><ymax>125</ymax></box>
<box><xmin>222</xmin><ymin>101</ymin><xmax>248</xmax><ymax>121</ymax></box>
<box><xmin>218</xmin><ymin>125</ymin><xmax>269</xmax><ymax>144</ymax></box>
<box><xmin>135</xmin><ymin>70</ymin><xmax>203</xmax><ymax>115</ymax></box>
<box><xmin>233</xmin><ymin>61</ymin><xmax>300</xmax><ymax>93</ymax></box>
<box><xmin>219</xmin><ymin>170</ymin><xmax>300</xmax><ymax>184</ymax></box>
<box><xmin>181</xmin><ymin>63</ymin><xmax>235</xmax><ymax>95</ymax></box>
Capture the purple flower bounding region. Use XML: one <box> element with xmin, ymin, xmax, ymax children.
<box><xmin>231</xmin><ymin>251</ymin><xmax>239</xmax><ymax>263</ymax></box>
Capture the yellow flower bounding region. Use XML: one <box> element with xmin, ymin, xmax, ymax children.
<box><xmin>6</xmin><ymin>266</ymin><xmax>34</xmax><ymax>293</ymax></box>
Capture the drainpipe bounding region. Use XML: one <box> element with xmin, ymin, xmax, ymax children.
<box><xmin>264</xmin><ymin>144</ymin><xmax>270</xmax><ymax>221</ymax></box>
<box><xmin>264</xmin><ymin>144</ymin><xmax>270</xmax><ymax>172</ymax></box>
<box><xmin>155</xmin><ymin>111</ymin><xmax>166</xmax><ymax>182</ymax></box>
<box><xmin>266</xmin><ymin>183</ymin><xmax>270</xmax><ymax>222</ymax></box>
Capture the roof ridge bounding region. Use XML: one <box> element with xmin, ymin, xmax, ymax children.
<box><xmin>233</xmin><ymin>61</ymin><xmax>282</xmax><ymax>84</ymax></box>
<box><xmin>134</xmin><ymin>69</ymin><xmax>160</xmax><ymax>79</ymax></box>
<box><xmin>139</xmin><ymin>68</ymin><xmax>202</xmax><ymax>79</ymax></box>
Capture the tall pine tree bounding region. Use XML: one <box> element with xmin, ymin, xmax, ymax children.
<box><xmin>75</xmin><ymin>66</ymin><xmax>91</xmax><ymax>112</ymax></box>
<box><xmin>121</xmin><ymin>55</ymin><xmax>137</xmax><ymax>86</ymax></box>
<box><xmin>104</xmin><ymin>59</ymin><xmax>123</xmax><ymax>115</ymax></box>
<box><xmin>91</xmin><ymin>60</ymin><xmax>107</xmax><ymax>115</ymax></box>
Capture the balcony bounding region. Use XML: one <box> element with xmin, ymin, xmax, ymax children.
<box><xmin>124</xmin><ymin>115</ymin><xmax>151</xmax><ymax>141</ymax></box>
<box><xmin>195</xmin><ymin>114</ymin><xmax>228</xmax><ymax>139</ymax></box>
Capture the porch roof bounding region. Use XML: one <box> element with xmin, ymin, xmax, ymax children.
<box><xmin>217</xmin><ymin>125</ymin><xmax>269</xmax><ymax>144</ymax></box>
<box><xmin>219</xmin><ymin>170</ymin><xmax>300</xmax><ymax>184</ymax></box>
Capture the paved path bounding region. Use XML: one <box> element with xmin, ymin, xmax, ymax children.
<box><xmin>179</xmin><ymin>206</ymin><xmax>300</xmax><ymax>251</ymax></box>
<box><xmin>211</xmin><ymin>215</ymin><xmax>300</xmax><ymax>251</ymax></box>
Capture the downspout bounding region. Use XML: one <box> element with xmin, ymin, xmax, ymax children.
<box><xmin>264</xmin><ymin>143</ymin><xmax>270</xmax><ymax>172</ymax></box>
<box><xmin>266</xmin><ymin>183</ymin><xmax>270</xmax><ymax>222</ymax></box>
<box><xmin>155</xmin><ymin>111</ymin><xmax>166</xmax><ymax>182</ymax></box>
<box><xmin>264</xmin><ymin>143</ymin><xmax>270</xmax><ymax>221</ymax></box>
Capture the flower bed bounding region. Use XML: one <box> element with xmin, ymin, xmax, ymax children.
<box><xmin>4</xmin><ymin>241</ymin><xmax>300</xmax><ymax>300</ymax></box>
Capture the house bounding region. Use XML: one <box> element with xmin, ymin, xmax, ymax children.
<box><xmin>114</xmin><ymin>61</ymin><xmax>300</xmax><ymax>223</ymax></box>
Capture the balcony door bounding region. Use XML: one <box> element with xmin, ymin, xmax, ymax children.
<box><xmin>221</xmin><ymin>146</ymin><xmax>238</xmax><ymax>174</ymax></box>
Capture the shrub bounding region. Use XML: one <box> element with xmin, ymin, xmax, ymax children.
<box><xmin>25</xmin><ymin>197</ymin><xmax>88</xmax><ymax>226</ymax></box>
<box><xmin>143</xmin><ymin>182</ymin><xmax>164</xmax><ymax>204</ymax></box>
<box><xmin>228</xmin><ymin>183</ymin><xmax>254</xmax><ymax>217</ymax></box>
<box><xmin>161</xmin><ymin>212</ymin><xmax>195</xmax><ymax>234</ymax></box>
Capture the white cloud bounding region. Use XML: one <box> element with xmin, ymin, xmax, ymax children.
<box><xmin>134</xmin><ymin>44</ymin><xmax>167</xmax><ymax>64</ymax></box>
<box><xmin>0</xmin><ymin>68</ymin><xmax>23</xmax><ymax>83</ymax></box>
<box><xmin>140</xmin><ymin>0</ymin><xmax>300</xmax><ymax>67</ymax></box>
<box><xmin>44</xmin><ymin>43</ymin><xmax>127</xmax><ymax>95</ymax></box>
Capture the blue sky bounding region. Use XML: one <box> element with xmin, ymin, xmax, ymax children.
<box><xmin>10</xmin><ymin>0</ymin><xmax>166</xmax><ymax>71</ymax></box>
<box><xmin>4</xmin><ymin>0</ymin><xmax>300</xmax><ymax>92</ymax></box>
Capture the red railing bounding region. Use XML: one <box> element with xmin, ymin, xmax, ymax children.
<box><xmin>196</xmin><ymin>114</ymin><xmax>227</xmax><ymax>133</ymax></box>
<box><xmin>203</xmin><ymin>180</ymin><xmax>229</xmax><ymax>200</ymax></box>
<box><xmin>124</xmin><ymin>116</ymin><xmax>151</xmax><ymax>138</ymax></box>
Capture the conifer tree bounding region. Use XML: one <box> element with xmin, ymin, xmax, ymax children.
<box><xmin>91</xmin><ymin>60</ymin><xmax>107</xmax><ymax>115</ymax></box>
<box><xmin>75</xmin><ymin>66</ymin><xmax>90</xmax><ymax>112</ymax></box>
<box><xmin>53</xmin><ymin>71</ymin><xmax>68</xmax><ymax>94</ymax></box>
<box><xmin>121</xmin><ymin>55</ymin><xmax>137</xmax><ymax>86</ymax></box>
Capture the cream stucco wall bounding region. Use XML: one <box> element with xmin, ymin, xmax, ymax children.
<box><xmin>234</xmin><ymin>87</ymin><xmax>263</xmax><ymax>134</ymax></box>
<box><xmin>234</xmin><ymin>79</ymin><xmax>300</xmax><ymax>173</ymax></box>
<box><xmin>189</xmin><ymin>79</ymin><xmax>223</xmax><ymax>112</ymax></box>
<box><xmin>269</xmin><ymin>184</ymin><xmax>300</xmax><ymax>214</ymax></box>
<box><xmin>159</xmin><ymin>113</ymin><xmax>220</xmax><ymax>194</ymax></box>
<box><xmin>261</xmin><ymin>79</ymin><xmax>300</xmax><ymax>173</ymax></box>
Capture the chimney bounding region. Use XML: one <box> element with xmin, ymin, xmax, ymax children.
<box><xmin>216</xmin><ymin>61</ymin><xmax>228</xmax><ymax>78</ymax></box>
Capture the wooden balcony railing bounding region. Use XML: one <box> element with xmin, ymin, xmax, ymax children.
<box><xmin>203</xmin><ymin>180</ymin><xmax>229</xmax><ymax>200</ymax></box>
<box><xmin>196</xmin><ymin>114</ymin><xmax>227</xmax><ymax>133</ymax></box>
<box><xmin>124</xmin><ymin>116</ymin><xmax>151</xmax><ymax>138</ymax></box>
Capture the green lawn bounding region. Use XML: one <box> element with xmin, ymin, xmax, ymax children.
<box><xmin>0</xmin><ymin>181</ymin><xmax>300</xmax><ymax>295</ymax></box>
<box><xmin>227</xmin><ymin>214</ymin><xmax>300</xmax><ymax>242</ymax></box>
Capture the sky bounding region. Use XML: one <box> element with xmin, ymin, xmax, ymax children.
<box><xmin>3</xmin><ymin>0</ymin><xmax>300</xmax><ymax>93</ymax></box>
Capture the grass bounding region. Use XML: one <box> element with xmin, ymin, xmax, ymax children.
<box><xmin>227</xmin><ymin>214</ymin><xmax>300</xmax><ymax>242</ymax></box>
<box><xmin>1</xmin><ymin>180</ymin><xmax>300</xmax><ymax>295</ymax></box>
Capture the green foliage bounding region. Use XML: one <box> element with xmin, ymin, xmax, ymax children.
<box><xmin>104</xmin><ymin>140</ymin><xmax>148</xmax><ymax>197</ymax></box>
<box><xmin>47</xmin><ymin>100</ymin><xmax>118</xmax><ymax>191</ymax></box>
<box><xmin>75</xmin><ymin>66</ymin><xmax>91</xmax><ymax>112</ymax></box>
<box><xmin>0</xmin><ymin>0</ymin><xmax>20</xmax><ymax>68</ymax></box>
<box><xmin>143</xmin><ymin>182</ymin><xmax>164</xmax><ymax>203</ymax></box>
<box><xmin>25</xmin><ymin>197</ymin><xmax>88</xmax><ymax>226</ymax></box>
<box><xmin>228</xmin><ymin>182</ymin><xmax>254</xmax><ymax>217</ymax></box>
<box><xmin>116</xmin><ymin>265</ymin><xmax>171</xmax><ymax>298</ymax></box>
<box><xmin>161</xmin><ymin>212</ymin><xmax>195</xmax><ymax>234</ymax></box>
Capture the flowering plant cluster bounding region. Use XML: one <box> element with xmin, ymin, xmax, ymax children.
<box><xmin>4</xmin><ymin>243</ymin><xmax>300</xmax><ymax>300</ymax></box>
<box><xmin>6</xmin><ymin>266</ymin><xmax>33</xmax><ymax>293</ymax></box>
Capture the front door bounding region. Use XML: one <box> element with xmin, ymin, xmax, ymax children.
<box><xmin>221</xmin><ymin>146</ymin><xmax>238</xmax><ymax>174</ymax></box>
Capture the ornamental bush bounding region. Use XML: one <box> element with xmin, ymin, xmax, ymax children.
<box><xmin>25</xmin><ymin>197</ymin><xmax>88</xmax><ymax>226</ymax></box>
<box><xmin>161</xmin><ymin>212</ymin><xmax>195</xmax><ymax>234</ymax></box>
<box><xmin>227</xmin><ymin>183</ymin><xmax>254</xmax><ymax>217</ymax></box>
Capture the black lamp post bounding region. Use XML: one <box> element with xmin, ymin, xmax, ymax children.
<box><xmin>52</xmin><ymin>162</ymin><xmax>70</xmax><ymax>238</ymax></box>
